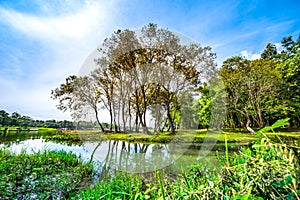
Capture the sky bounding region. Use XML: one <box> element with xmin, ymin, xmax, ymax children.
<box><xmin>0</xmin><ymin>0</ymin><xmax>299</xmax><ymax>121</ymax></box>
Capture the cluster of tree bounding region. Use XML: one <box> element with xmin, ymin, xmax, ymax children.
<box><xmin>0</xmin><ymin>110</ymin><xmax>75</xmax><ymax>129</ymax></box>
<box><xmin>52</xmin><ymin>23</ymin><xmax>299</xmax><ymax>134</ymax></box>
<box><xmin>51</xmin><ymin>24</ymin><xmax>216</xmax><ymax>134</ymax></box>
<box><xmin>217</xmin><ymin>35</ymin><xmax>300</xmax><ymax>132</ymax></box>
<box><xmin>153</xmin><ymin>35</ymin><xmax>300</xmax><ymax>133</ymax></box>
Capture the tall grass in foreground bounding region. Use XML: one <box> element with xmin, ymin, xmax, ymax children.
<box><xmin>0</xmin><ymin>149</ymin><xmax>93</xmax><ymax>199</ymax></box>
<box><xmin>73</xmin><ymin>119</ymin><xmax>300</xmax><ymax>199</ymax></box>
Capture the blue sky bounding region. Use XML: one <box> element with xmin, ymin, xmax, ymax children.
<box><xmin>0</xmin><ymin>0</ymin><xmax>299</xmax><ymax>120</ymax></box>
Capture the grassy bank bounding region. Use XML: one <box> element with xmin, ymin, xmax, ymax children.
<box><xmin>0</xmin><ymin>127</ymin><xmax>56</xmax><ymax>135</ymax></box>
<box><xmin>63</xmin><ymin>128</ymin><xmax>300</xmax><ymax>145</ymax></box>
<box><xmin>0</xmin><ymin>127</ymin><xmax>57</xmax><ymax>144</ymax></box>
<box><xmin>0</xmin><ymin>126</ymin><xmax>56</xmax><ymax>130</ymax></box>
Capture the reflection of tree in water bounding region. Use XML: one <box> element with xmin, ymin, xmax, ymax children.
<box><xmin>89</xmin><ymin>140</ymin><xmax>223</xmax><ymax>183</ymax></box>
<box><xmin>0</xmin><ymin>133</ymin><xmax>52</xmax><ymax>146</ymax></box>
<box><xmin>90</xmin><ymin>140</ymin><xmax>184</xmax><ymax>175</ymax></box>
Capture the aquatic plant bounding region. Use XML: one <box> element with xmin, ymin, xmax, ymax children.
<box><xmin>0</xmin><ymin>149</ymin><xmax>93</xmax><ymax>199</ymax></box>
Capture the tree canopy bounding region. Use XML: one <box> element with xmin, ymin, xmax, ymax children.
<box><xmin>52</xmin><ymin>23</ymin><xmax>217</xmax><ymax>134</ymax></box>
<box><xmin>219</xmin><ymin>35</ymin><xmax>300</xmax><ymax>132</ymax></box>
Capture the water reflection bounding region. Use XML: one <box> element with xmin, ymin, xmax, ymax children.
<box><xmin>0</xmin><ymin>137</ymin><xmax>242</xmax><ymax>176</ymax></box>
<box><xmin>92</xmin><ymin>140</ymin><xmax>206</xmax><ymax>173</ymax></box>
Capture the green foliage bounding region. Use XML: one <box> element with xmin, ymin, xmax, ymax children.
<box><xmin>44</xmin><ymin>134</ymin><xmax>83</xmax><ymax>146</ymax></box>
<box><xmin>261</xmin><ymin>43</ymin><xmax>277</xmax><ymax>59</ymax></box>
<box><xmin>213</xmin><ymin>137</ymin><xmax>299</xmax><ymax>199</ymax></box>
<box><xmin>220</xmin><ymin>35</ymin><xmax>300</xmax><ymax>131</ymax></box>
<box><xmin>178</xmin><ymin>91</ymin><xmax>198</xmax><ymax>129</ymax></box>
<box><xmin>72</xmin><ymin>172</ymin><xmax>145</xmax><ymax>200</ymax></box>
<box><xmin>196</xmin><ymin>82</ymin><xmax>212</xmax><ymax>129</ymax></box>
<box><xmin>257</xmin><ymin>118</ymin><xmax>290</xmax><ymax>136</ymax></box>
<box><xmin>0</xmin><ymin>149</ymin><xmax>93</xmax><ymax>199</ymax></box>
<box><xmin>201</xmin><ymin>119</ymin><xmax>300</xmax><ymax>199</ymax></box>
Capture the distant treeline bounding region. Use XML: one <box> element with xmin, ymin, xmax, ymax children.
<box><xmin>0</xmin><ymin>110</ymin><xmax>100</xmax><ymax>130</ymax></box>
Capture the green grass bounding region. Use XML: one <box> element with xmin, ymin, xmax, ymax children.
<box><xmin>0</xmin><ymin>126</ymin><xmax>56</xmax><ymax>134</ymax></box>
<box><xmin>0</xmin><ymin>149</ymin><xmax>93</xmax><ymax>199</ymax></box>
<box><xmin>71</xmin><ymin>172</ymin><xmax>146</xmax><ymax>200</ymax></box>
<box><xmin>44</xmin><ymin>133</ymin><xmax>83</xmax><ymax>146</ymax></box>
<box><xmin>37</xmin><ymin>127</ymin><xmax>57</xmax><ymax>134</ymax></box>
<box><xmin>60</xmin><ymin>128</ymin><xmax>299</xmax><ymax>145</ymax></box>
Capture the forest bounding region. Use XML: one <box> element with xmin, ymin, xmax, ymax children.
<box><xmin>52</xmin><ymin>24</ymin><xmax>300</xmax><ymax>134</ymax></box>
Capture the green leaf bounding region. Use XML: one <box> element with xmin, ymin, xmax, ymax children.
<box><xmin>285</xmin><ymin>175</ymin><xmax>292</xmax><ymax>185</ymax></box>
<box><xmin>270</xmin><ymin>118</ymin><xmax>290</xmax><ymax>129</ymax></box>
<box><xmin>257</xmin><ymin>118</ymin><xmax>290</xmax><ymax>135</ymax></box>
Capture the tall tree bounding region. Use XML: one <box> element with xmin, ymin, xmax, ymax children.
<box><xmin>93</xmin><ymin>23</ymin><xmax>216</xmax><ymax>134</ymax></box>
<box><xmin>51</xmin><ymin>75</ymin><xmax>105</xmax><ymax>132</ymax></box>
<box><xmin>261</xmin><ymin>35</ymin><xmax>300</xmax><ymax>127</ymax></box>
<box><xmin>92</xmin><ymin>67</ymin><xmax>115</xmax><ymax>131</ymax></box>
<box><xmin>276</xmin><ymin>51</ymin><xmax>300</xmax><ymax>127</ymax></box>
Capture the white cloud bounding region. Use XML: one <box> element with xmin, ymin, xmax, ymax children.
<box><xmin>0</xmin><ymin>75</ymin><xmax>70</xmax><ymax>120</ymax></box>
<box><xmin>250</xmin><ymin>53</ymin><xmax>260</xmax><ymax>60</ymax></box>
<box><xmin>0</xmin><ymin>0</ymin><xmax>119</xmax><ymax>120</ymax></box>
<box><xmin>274</xmin><ymin>42</ymin><xmax>284</xmax><ymax>52</ymax></box>
<box><xmin>0</xmin><ymin>1</ymin><xmax>115</xmax><ymax>43</ymax></box>
<box><xmin>240</xmin><ymin>50</ymin><xmax>260</xmax><ymax>60</ymax></box>
<box><xmin>240</xmin><ymin>50</ymin><xmax>249</xmax><ymax>58</ymax></box>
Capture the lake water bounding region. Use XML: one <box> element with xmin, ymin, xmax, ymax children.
<box><xmin>0</xmin><ymin>133</ymin><xmax>244</xmax><ymax>178</ymax></box>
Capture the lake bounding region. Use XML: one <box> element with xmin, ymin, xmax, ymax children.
<box><xmin>0</xmin><ymin>132</ymin><xmax>245</xmax><ymax>180</ymax></box>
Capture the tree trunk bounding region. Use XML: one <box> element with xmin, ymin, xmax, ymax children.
<box><xmin>141</xmin><ymin>87</ymin><xmax>150</xmax><ymax>134</ymax></box>
<box><xmin>138</xmin><ymin>112</ymin><xmax>149</xmax><ymax>134</ymax></box>
<box><xmin>109</xmin><ymin>102</ymin><xmax>113</xmax><ymax>131</ymax></box>
<box><xmin>246</xmin><ymin>118</ymin><xmax>256</xmax><ymax>134</ymax></box>
<box><xmin>128</xmin><ymin>101</ymin><xmax>132</xmax><ymax>132</ymax></box>
<box><xmin>94</xmin><ymin>108</ymin><xmax>105</xmax><ymax>133</ymax></box>
<box><xmin>256</xmin><ymin>102</ymin><xmax>264</xmax><ymax>128</ymax></box>
<box><xmin>135</xmin><ymin>112</ymin><xmax>139</xmax><ymax>132</ymax></box>
<box><xmin>244</xmin><ymin>108</ymin><xmax>256</xmax><ymax>134</ymax></box>
<box><xmin>135</xmin><ymin>92</ymin><xmax>149</xmax><ymax>133</ymax></box>
<box><xmin>234</xmin><ymin>106</ymin><xmax>256</xmax><ymax>134</ymax></box>
<box><xmin>166</xmin><ymin>105</ymin><xmax>176</xmax><ymax>134</ymax></box>
<box><xmin>122</xmin><ymin>100</ymin><xmax>127</xmax><ymax>132</ymax></box>
<box><xmin>113</xmin><ymin>104</ymin><xmax>118</xmax><ymax>132</ymax></box>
